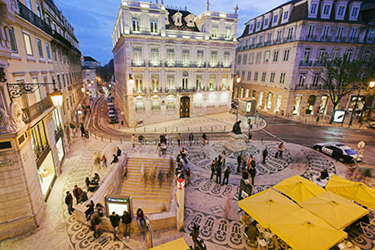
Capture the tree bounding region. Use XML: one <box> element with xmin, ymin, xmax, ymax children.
<box><xmin>358</xmin><ymin>57</ymin><xmax>375</xmax><ymax>123</ymax></box>
<box><xmin>97</xmin><ymin>59</ymin><xmax>114</xmax><ymax>83</ymax></box>
<box><xmin>320</xmin><ymin>54</ymin><xmax>362</xmax><ymax>123</ymax></box>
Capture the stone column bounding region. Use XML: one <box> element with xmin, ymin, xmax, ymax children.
<box><xmin>176</xmin><ymin>178</ymin><xmax>185</xmax><ymax>231</ymax></box>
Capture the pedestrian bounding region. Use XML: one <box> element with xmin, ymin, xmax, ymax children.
<box><xmin>237</xmin><ymin>153</ymin><xmax>242</xmax><ymax>173</ymax></box>
<box><xmin>202</xmin><ymin>133</ymin><xmax>207</xmax><ymax>145</ymax></box>
<box><xmin>316</xmin><ymin>115</ymin><xmax>320</xmax><ymax>124</ymax></box>
<box><xmin>216</xmin><ymin>161</ymin><xmax>222</xmax><ymax>184</ymax></box>
<box><xmin>262</xmin><ymin>147</ymin><xmax>268</xmax><ymax>164</ymax></box>
<box><xmin>131</xmin><ymin>134</ymin><xmax>135</xmax><ymax>147</ymax></box>
<box><xmin>247</xmin><ymin>154</ymin><xmax>253</xmax><ymax>168</ymax></box>
<box><xmin>85</xmin><ymin>177</ymin><xmax>90</xmax><ymax>191</ymax></box>
<box><xmin>242</xmin><ymin>154</ymin><xmax>247</xmax><ymax>171</ymax></box>
<box><xmin>278</xmin><ymin>142</ymin><xmax>285</xmax><ymax>158</ymax></box>
<box><xmin>93</xmin><ymin>173</ymin><xmax>100</xmax><ymax>183</ymax></box>
<box><xmin>186</xmin><ymin>167</ymin><xmax>191</xmax><ymax>186</ymax></box>
<box><xmin>220</xmin><ymin>151</ymin><xmax>226</xmax><ymax>167</ymax></box>
<box><xmin>79</xmin><ymin>191</ymin><xmax>88</xmax><ymax>203</ymax></box>
<box><xmin>73</xmin><ymin>185</ymin><xmax>83</xmax><ymax>205</ymax></box>
<box><xmin>249</xmin><ymin>159</ymin><xmax>257</xmax><ymax>185</ymax></box>
<box><xmin>111</xmin><ymin>154</ymin><xmax>119</xmax><ymax>164</ymax></box>
<box><xmin>210</xmin><ymin>159</ymin><xmax>216</xmax><ymax>180</ymax></box>
<box><xmin>136</xmin><ymin>208</ymin><xmax>146</xmax><ymax>238</ymax></box>
<box><xmin>102</xmin><ymin>154</ymin><xmax>107</xmax><ymax>168</ymax></box>
<box><xmin>110</xmin><ymin>211</ymin><xmax>120</xmax><ymax>241</ymax></box>
<box><xmin>189</xmin><ymin>133</ymin><xmax>194</xmax><ymax>146</ymax></box>
<box><xmin>222</xmin><ymin>165</ymin><xmax>231</xmax><ymax>185</ymax></box>
<box><xmin>80</xmin><ymin>123</ymin><xmax>85</xmax><ymax>137</ymax></box>
<box><xmin>85</xmin><ymin>200</ymin><xmax>95</xmax><ymax>221</ymax></box>
<box><xmin>96</xmin><ymin>203</ymin><xmax>105</xmax><ymax>217</ymax></box>
<box><xmin>117</xmin><ymin>147</ymin><xmax>122</xmax><ymax>156</ymax></box>
<box><xmin>65</xmin><ymin>191</ymin><xmax>74</xmax><ymax>215</ymax></box>
<box><xmin>177</xmin><ymin>133</ymin><xmax>181</xmax><ymax>147</ymax></box>
<box><xmin>165</xmin><ymin>134</ymin><xmax>168</xmax><ymax>144</ymax></box>
<box><xmin>122</xmin><ymin>210</ymin><xmax>132</xmax><ymax>239</ymax></box>
<box><xmin>91</xmin><ymin>213</ymin><xmax>102</xmax><ymax>239</ymax></box>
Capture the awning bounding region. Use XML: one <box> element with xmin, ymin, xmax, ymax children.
<box><xmin>149</xmin><ymin>237</ymin><xmax>190</xmax><ymax>250</ymax></box>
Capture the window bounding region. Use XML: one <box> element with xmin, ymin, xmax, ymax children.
<box><xmin>225</xmin><ymin>27</ymin><xmax>231</xmax><ymax>38</ymax></box>
<box><xmin>312</xmin><ymin>75</ymin><xmax>319</xmax><ymax>86</ymax></box>
<box><xmin>52</xmin><ymin>45</ymin><xmax>56</xmax><ymax>61</ymax></box>
<box><xmin>241</xmin><ymin>71</ymin><xmax>245</xmax><ymax>80</ymax></box>
<box><xmin>336</xmin><ymin>26</ymin><xmax>344</xmax><ymax>39</ymax></box>
<box><xmin>243</xmin><ymin>54</ymin><xmax>247</xmax><ymax>64</ymax></box>
<box><xmin>364</xmin><ymin>50</ymin><xmax>371</xmax><ymax>63</ymax></box>
<box><xmin>249</xmin><ymin>53</ymin><xmax>254</xmax><ymax>64</ymax></box>
<box><xmin>135</xmin><ymin>74</ymin><xmax>143</xmax><ymax>91</ymax></box>
<box><xmin>283</xmin><ymin>11</ymin><xmax>289</xmax><ymax>20</ymax></box>
<box><xmin>283</xmin><ymin>49</ymin><xmax>290</xmax><ymax>61</ymax></box>
<box><xmin>223</xmin><ymin>52</ymin><xmax>230</xmax><ymax>66</ymax></box>
<box><xmin>62</xmin><ymin>74</ymin><xmax>65</xmax><ymax>87</ymax></box>
<box><xmin>307</xmin><ymin>25</ymin><xmax>315</xmax><ymax>38</ymax></box>
<box><xmin>350</xmin><ymin>28</ymin><xmax>358</xmax><ymax>39</ymax></box>
<box><xmin>132</xmin><ymin>16</ymin><xmax>140</xmax><ymax>31</ymax></box>
<box><xmin>273</xmin><ymin>50</ymin><xmax>279</xmax><ymax>62</ymax></box>
<box><xmin>249</xmin><ymin>24</ymin><xmax>253</xmax><ymax>32</ymax></box>
<box><xmin>254</xmin><ymin>72</ymin><xmax>258</xmax><ymax>81</ymax></box>
<box><xmin>251</xmin><ymin>37</ymin><xmax>256</xmax><ymax>45</ymax></box>
<box><xmin>261</xmin><ymin>72</ymin><xmax>266</xmax><ymax>82</ymax></box>
<box><xmin>57</xmin><ymin>75</ymin><xmax>61</xmax><ymax>89</ymax></box>
<box><xmin>212</xmin><ymin>24</ymin><xmax>218</xmax><ymax>38</ymax></box>
<box><xmin>264</xmin><ymin>51</ymin><xmax>269</xmax><ymax>62</ymax></box>
<box><xmin>332</xmin><ymin>48</ymin><xmax>339</xmax><ymax>60</ymax></box>
<box><xmin>273</xmin><ymin>15</ymin><xmax>278</xmax><ymax>23</ymax></box>
<box><xmin>210</xmin><ymin>51</ymin><xmax>218</xmax><ymax>66</ymax></box>
<box><xmin>245</xmin><ymin>89</ymin><xmax>249</xmax><ymax>98</ymax></box>
<box><xmin>8</xmin><ymin>27</ymin><xmax>18</xmax><ymax>53</ymax></box>
<box><xmin>36</xmin><ymin>2</ymin><xmax>42</xmax><ymax>18</ymax></box>
<box><xmin>280</xmin><ymin>73</ymin><xmax>286</xmax><ymax>83</ymax></box>
<box><xmin>135</xmin><ymin>96</ymin><xmax>145</xmax><ymax>111</ymax></box>
<box><xmin>150</xmin><ymin>19</ymin><xmax>158</xmax><ymax>33</ymax></box>
<box><xmin>303</xmin><ymin>48</ymin><xmax>311</xmax><ymax>63</ymax></box>
<box><xmin>197</xmin><ymin>50</ymin><xmax>204</xmax><ymax>65</ymax></box>
<box><xmin>259</xmin><ymin>35</ymin><xmax>263</xmax><ymax>44</ymax></box>
<box><xmin>36</xmin><ymin>38</ymin><xmax>43</xmax><ymax>58</ymax></box>
<box><xmin>23</xmin><ymin>33</ymin><xmax>33</xmax><ymax>56</ymax></box>
<box><xmin>338</xmin><ymin>6</ymin><xmax>345</xmax><ymax>16</ymax></box>
<box><xmin>151</xmin><ymin>74</ymin><xmax>159</xmax><ymax>90</ymax></box>
<box><xmin>151</xmin><ymin>96</ymin><xmax>160</xmax><ymax>110</ymax></box>
<box><xmin>182</xmin><ymin>77</ymin><xmax>188</xmax><ymax>89</ymax></box>
<box><xmin>166</xmin><ymin>95</ymin><xmax>175</xmax><ymax>109</ymax></box>
<box><xmin>45</xmin><ymin>43</ymin><xmax>50</xmax><ymax>59</ymax></box>
<box><xmin>287</xmin><ymin>27</ymin><xmax>293</xmax><ymax>40</ymax></box>
<box><xmin>209</xmin><ymin>74</ymin><xmax>216</xmax><ymax>90</ymax></box>
<box><xmin>167</xmin><ymin>49</ymin><xmax>175</xmax><ymax>65</ymax></box>
<box><xmin>237</xmin><ymin>54</ymin><xmax>242</xmax><ymax>64</ymax></box>
<box><xmin>58</xmin><ymin>49</ymin><xmax>61</xmax><ymax>62</ymax></box>
<box><xmin>26</xmin><ymin>0</ymin><xmax>32</xmax><ymax>9</ymax></box>
<box><xmin>270</xmin><ymin>72</ymin><xmax>275</xmax><ymax>83</ymax></box>
<box><xmin>323</xmin><ymin>5</ymin><xmax>331</xmax><ymax>15</ymax></box>
<box><xmin>264</xmin><ymin>19</ymin><xmax>269</xmax><ymax>26</ymax></box>
<box><xmin>322</xmin><ymin>26</ymin><xmax>330</xmax><ymax>39</ymax></box>
<box><xmin>311</xmin><ymin>3</ymin><xmax>317</xmax><ymax>14</ymax></box>
<box><xmin>317</xmin><ymin>48</ymin><xmax>326</xmax><ymax>62</ymax></box>
<box><xmin>351</xmin><ymin>7</ymin><xmax>358</xmax><ymax>17</ymax></box>
<box><xmin>345</xmin><ymin>49</ymin><xmax>353</xmax><ymax>61</ymax></box>
<box><xmin>298</xmin><ymin>73</ymin><xmax>306</xmax><ymax>86</ymax></box>
<box><xmin>256</xmin><ymin>21</ymin><xmax>260</xmax><ymax>29</ymax></box>
<box><xmin>150</xmin><ymin>48</ymin><xmax>159</xmax><ymax>65</ymax></box>
<box><xmin>256</xmin><ymin>52</ymin><xmax>261</xmax><ymax>63</ymax></box>
<box><xmin>196</xmin><ymin>74</ymin><xmax>202</xmax><ymax>90</ymax></box>
<box><xmin>167</xmin><ymin>74</ymin><xmax>175</xmax><ymax>90</ymax></box>
<box><xmin>32</xmin><ymin>78</ymin><xmax>41</xmax><ymax>102</ymax></box>
<box><xmin>247</xmin><ymin>72</ymin><xmax>252</xmax><ymax>81</ymax></box>
<box><xmin>276</xmin><ymin>30</ymin><xmax>282</xmax><ymax>42</ymax></box>
<box><xmin>133</xmin><ymin>47</ymin><xmax>142</xmax><ymax>63</ymax></box>
<box><xmin>267</xmin><ymin>33</ymin><xmax>272</xmax><ymax>42</ymax></box>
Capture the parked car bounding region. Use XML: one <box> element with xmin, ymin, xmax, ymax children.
<box><xmin>108</xmin><ymin>114</ymin><xmax>118</xmax><ymax>124</ymax></box>
<box><xmin>369</xmin><ymin>122</ymin><xmax>375</xmax><ymax>129</ymax></box>
<box><xmin>108</xmin><ymin>110</ymin><xmax>116</xmax><ymax>116</ymax></box>
<box><xmin>313</xmin><ymin>143</ymin><xmax>363</xmax><ymax>163</ymax></box>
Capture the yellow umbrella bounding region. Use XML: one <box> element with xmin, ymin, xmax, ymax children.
<box><xmin>326</xmin><ymin>175</ymin><xmax>375</xmax><ymax>210</ymax></box>
<box><xmin>300</xmin><ymin>191</ymin><xmax>368</xmax><ymax>230</ymax></box>
<box><xmin>150</xmin><ymin>237</ymin><xmax>190</xmax><ymax>250</ymax></box>
<box><xmin>238</xmin><ymin>188</ymin><xmax>300</xmax><ymax>228</ymax></box>
<box><xmin>273</xmin><ymin>175</ymin><xmax>325</xmax><ymax>203</ymax></box>
<box><xmin>270</xmin><ymin>208</ymin><xmax>347</xmax><ymax>250</ymax></box>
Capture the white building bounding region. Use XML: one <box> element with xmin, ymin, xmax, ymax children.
<box><xmin>112</xmin><ymin>0</ymin><xmax>238</xmax><ymax>127</ymax></box>
<box><xmin>234</xmin><ymin>0</ymin><xmax>375</xmax><ymax>117</ymax></box>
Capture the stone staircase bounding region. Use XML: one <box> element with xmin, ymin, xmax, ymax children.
<box><xmin>117</xmin><ymin>157</ymin><xmax>174</xmax><ymax>215</ymax></box>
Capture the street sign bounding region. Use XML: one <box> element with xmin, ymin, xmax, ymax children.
<box><xmin>357</xmin><ymin>141</ymin><xmax>365</xmax><ymax>149</ymax></box>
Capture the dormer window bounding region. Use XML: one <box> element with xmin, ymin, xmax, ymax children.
<box><xmin>351</xmin><ymin>7</ymin><xmax>358</xmax><ymax>17</ymax></box>
<box><xmin>273</xmin><ymin>15</ymin><xmax>278</xmax><ymax>23</ymax></box>
<box><xmin>250</xmin><ymin>24</ymin><xmax>253</xmax><ymax>31</ymax></box>
<box><xmin>257</xmin><ymin>21</ymin><xmax>260</xmax><ymax>29</ymax></box>
<box><xmin>264</xmin><ymin>19</ymin><xmax>269</xmax><ymax>26</ymax></box>
<box><xmin>172</xmin><ymin>11</ymin><xmax>182</xmax><ymax>26</ymax></box>
<box><xmin>184</xmin><ymin>14</ymin><xmax>195</xmax><ymax>27</ymax></box>
<box><xmin>338</xmin><ymin>6</ymin><xmax>345</xmax><ymax>16</ymax></box>
<box><xmin>323</xmin><ymin>5</ymin><xmax>330</xmax><ymax>15</ymax></box>
<box><xmin>283</xmin><ymin>11</ymin><xmax>289</xmax><ymax>20</ymax></box>
<box><xmin>311</xmin><ymin>4</ymin><xmax>317</xmax><ymax>14</ymax></box>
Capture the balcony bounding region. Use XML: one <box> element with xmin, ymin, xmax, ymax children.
<box><xmin>18</xmin><ymin>1</ymin><xmax>53</xmax><ymax>36</ymax></box>
<box><xmin>53</xmin><ymin>31</ymin><xmax>72</xmax><ymax>48</ymax></box>
<box><xmin>299</xmin><ymin>60</ymin><xmax>313</xmax><ymax>67</ymax></box>
<box><xmin>190</xmin><ymin>62</ymin><xmax>206</xmax><ymax>68</ymax></box>
<box><xmin>22</xmin><ymin>98</ymin><xmax>53</xmax><ymax>124</ymax></box>
<box><xmin>208</xmin><ymin>62</ymin><xmax>220</xmax><ymax>68</ymax></box>
<box><xmin>131</xmin><ymin>60</ymin><xmax>145</xmax><ymax>67</ymax></box>
<box><xmin>129</xmin><ymin>28</ymin><xmax>160</xmax><ymax>36</ymax></box>
<box><xmin>313</xmin><ymin>60</ymin><xmax>325</xmax><ymax>67</ymax></box>
<box><xmin>176</xmin><ymin>87</ymin><xmax>196</xmax><ymax>93</ymax></box>
<box><xmin>148</xmin><ymin>60</ymin><xmax>161</xmax><ymax>67</ymax></box>
<box><xmin>149</xmin><ymin>87</ymin><xmax>162</xmax><ymax>93</ymax></box>
<box><xmin>133</xmin><ymin>88</ymin><xmax>146</xmax><ymax>95</ymax></box>
<box><xmin>221</xmin><ymin>62</ymin><xmax>232</xmax><ymax>68</ymax></box>
<box><xmin>165</xmin><ymin>88</ymin><xmax>176</xmax><ymax>94</ymax></box>
<box><xmin>295</xmin><ymin>84</ymin><xmax>329</xmax><ymax>90</ymax></box>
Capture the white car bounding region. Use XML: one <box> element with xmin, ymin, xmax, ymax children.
<box><xmin>313</xmin><ymin>143</ymin><xmax>363</xmax><ymax>163</ymax></box>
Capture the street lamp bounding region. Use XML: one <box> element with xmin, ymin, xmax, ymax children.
<box><xmin>49</xmin><ymin>87</ymin><xmax>63</xmax><ymax>108</ymax></box>
<box><xmin>236</xmin><ymin>76</ymin><xmax>241</xmax><ymax>83</ymax></box>
<box><xmin>81</xmin><ymin>87</ymin><xmax>85</xmax><ymax>93</ymax></box>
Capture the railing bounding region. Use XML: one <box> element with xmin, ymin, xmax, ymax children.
<box><xmin>176</xmin><ymin>87</ymin><xmax>196</xmax><ymax>93</ymax></box>
<box><xmin>313</xmin><ymin>60</ymin><xmax>325</xmax><ymax>67</ymax></box>
<box><xmin>148</xmin><ymin>61</ymin><xmax>161</xmax><ymax>67</ymax></box>
<box><xmin>53</xmin><ymin>31</ymin><xmax>71</xmax><ymax>48</ymax></box>
<box><xmin>133</xmin><ymin>88</ymin><xmax>146</xmax><ymax>94</ymax></box>
<box><xmin>299</xmin><ymin>60</ymin><xmax>313</xmax><ymax>66</ymax></box>
<box><xmin>208</xmin><ymin>62</ymin><xmax>220</xmax><ymax>68</ymax></box>
<box><xmin>165</xmin><ymin>88</ymin><xmax>176</xmax><ymax>93</ymax></box>
<box><xmin>18</xmin><ymin>1</ymin><xmax>53</xmax><ymax>36</ymax></box>
<box><xmin>149</xmin><ymin>87</ymin><xmax>162</xmax><ymax>93</ymax></box>
<box><xmin>22</xmin><ymin>98</ymin><xmax>54</xmax><ymax>124</ymax></box>
<box><xmin>295</xmin><ymin>84</ymin><xmax>329</xmax><ymax>90</ymax></box>
<box><xmin>131</xmin><ymin>60</ymin><xmax>145</xmax><ymax>67</ymax></box>
<box><xmin>129</xmin><ymin>29</ymin><xmax>160</xmax><ymax>36</ymax></box>
<box><xmin>220</xmin><ymin>62</ymin><xmax>231</xmax><ymax>68</ymax></box>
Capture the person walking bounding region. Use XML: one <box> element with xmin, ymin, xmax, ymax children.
<box><xmin>249</xmin><ymin>158</ymin><xmax>257</xmax><ymax>185</ymax></box>
<box><xmin>189</xmin><ymin>133</ymin><xmax>194</xmax><ymax>146</ymax></box>
<box><xmin>222</xmin><ymin>165</ymin><xmax>231</xmax><ymax>185</ymax></box>
<box><xmin>177</xmin><ymin>133</ymin><xmax>181</xmax><ymax>147</ymax></box>
<box><xmin>262</xmin><ymin>147</ymin><xmax>268</xmax><ymax>164</ymax></box>
<box><xmin>102</xmin><ymin>154</ymin><xmax>107</xmax><ymax>168</ymax></box>
<box><xmin>72</xmin><ymin>185</ymin><xmax>83</xmax><ymax>205</ymax></box>
<box><xmin>237</xmin><ymin>153</ymin><xmax>242</xmax><ymax>173</ymax></box>
<box><xmin>80</xmin><ymin>123</ymin><xmax>85</xmax><ymax>137</ymax></box>
<box><xmin>117</xmin><ymin>147</ymin><xmax>122</xmax><ymax>157</ymax></box>
<box><xmin>278</xmin><ymin>142</ymin><xmax>285</xmax><ymax>158</ymax></box>
<box><xmin>215</xmin><ymin>161</ymin><xmax>222</xmax><ymax>184</ymax></box>
<box><xmin>122</xmin><ymin>210</ymin><xmax>132</xmax><ymax>239</ymax></box>
<box><xmin>136</xmin><ymin>208</ymin><xmax>146</xmax><ymax>238</ymax></box>
<box><xmin>186</xmin><ymin>167</ymin><xmax>191</xmax><ymax>186</ymax></box>
<box><xmin>91</xmin><ymin>213</ymin><xmax>102</xmax><ymax>239</ymax></box>
<box><xmin>131</xmin><ymin>134</ymin><xmax>135</xmax><ymax>148</ymax></box>
<box><xmin>65</xmin><ymin>191</ymin><xmax>74</xmax><ymax>215</ymax></box>
<box><xmin>210</xmin><ymin>159</ymin><xmax>216</xmax><ymax>180</ymax></box>
<box><xmin>110</xmin><ymin>211</ymin><xmax>121</xmax><ymax>241</ymax></box>
<box><xmin>202</xmin><ymin>133</ymin><xmax>207</xmax><ymax>146</ymax></box>
<box><xmin>242</xmin><ymin>154</ymin><xmax>247</xmax><ymax>171</ymax></box>
<box><xmin>85</xmin><ymin>200</ymin><xmax>95</xmax><ymax>221</ymax></box>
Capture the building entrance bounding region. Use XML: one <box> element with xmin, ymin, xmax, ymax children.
<box><xmin>180</xmin><ymin>96</ymin><xmax>190</xmax><ymax>118</ymax></box>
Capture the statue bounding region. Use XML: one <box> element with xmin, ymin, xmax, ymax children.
<box><xmin>232</xmin><ymin>120</ymin><xmax>242</xmax><ymax>134</ymax></box>
<box><xmin>0</xmin><ymin>107</ymin><xmax>17</xmax><ymax>134</ymax></box>
<box><xmin>9</xmin><ymin>101</ymin><xmax>25</xmax><ymax>128</ymax></box>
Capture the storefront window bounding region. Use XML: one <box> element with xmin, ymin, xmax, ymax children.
<box><xmin>31</xmin><ymin>121</ymin><xmax>49</xmax><ymax>160</ymax></box>
<box><xmin>37</xmin><ymin>152</ymin><xmax>56</xmax><ymax>198</ymax></box>
<box><xmin>56</xmin><ymin>137</ymin><xmax>65</xmax><ymax>163</ymax></box>
<box><xmin>52</xmin><ymin>109</ymin><xmax>62</xmax><ymax>134</ymax></box>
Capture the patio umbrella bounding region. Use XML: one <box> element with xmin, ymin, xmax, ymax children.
<box><xmin>300</xmin><ymin>191</ymin><xmax>368</xmax><ymax>230</ymax></box>
<box><xmin>238</xmin><ymin>188</ymin><xmax>300</xmax><ymax>228</ymax></box>
<box><xmin>326</xmin><ymin>175</ymin><xmax>375</xmax><ymax>210</ymax></box>
<box><xmin>270</xmin><ymin>208</ymin><xmax>347</xmax><ymax>250</ymax></box>
<box><xmin>150</xmin><ymin>237</ymin><xmax>190</xmax><ymax>250</ymax></box>
<box><xmin>273</xmin><ymin>175</ymin><xmax>325</xmax><ymax>203</ymax></box>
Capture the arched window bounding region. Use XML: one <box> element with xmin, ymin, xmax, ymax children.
<box><xmin>364</xmin><ymin>49</ymin><xmax>371</xmax><ymax>63</ymax></box>
<box><xmin>317</xmin><ymin>48</ymin><xmax>326</xmax><ymax>63</ymax></box>
<box><xmin>303</xmin><ymin>48</ymin><xmax>311</xmax><ymax>63</ymax></box>
<box><xmin>135</xmin><ymin>96</ymin><xmax>145</xmax><ymax>111</ymax></box>
<box><xmin>345</xmin><ymin>49</ymin><xmax>353</xmax><ymax>61</ymax></box>
<box><xmin>151</xmin><ymin>95</ymin><xmax>160</xmax><ymax>110</ymax></box>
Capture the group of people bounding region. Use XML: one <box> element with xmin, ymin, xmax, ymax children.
<box><xmin>64</xmin><ymin>184</ymin><xmax>89</xmax><ymax>215</ymax></box>
<box><xmin>236</xmin><ymin>153</ymin><xmax>257</xmax><ymax>185</ymax></box>
<box><xmin>85</xmin><ymin>173</ymin><xmax>100</xmax><ymax>193</ymax></box>
<box><xmin>108</xmin><ymin>208</ymin><xmax>145</xmax><ymax>241</ymax></box>
<box><xmin>210</xmin><ymin>151</ymin><xmax>231</xmax><ymax>186</ymax></box>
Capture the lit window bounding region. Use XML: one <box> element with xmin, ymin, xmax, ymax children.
<box><xmin>37</xmin><ymin>38</ymin><xmax>43</xmax><ymax>58</ymax></box>
<box><xmin>209</xmin><ymin>75</ymin><xmax>216</xmax><ymax>90</ymax></box>
<box><xmin>23</xmin><ymin>33</ymin><xmax>33</xmax><ymax>56</ymax></box>
<box><xmin>151</xmin><ymin>95</ymin><xmax>160</xmax><ymax>110</ymax></box>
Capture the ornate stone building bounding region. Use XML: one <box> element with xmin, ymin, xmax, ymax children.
<box><xmin>234</xmin><ymin>0</ymin><xmax>375</xmax><ymax>117</ymax></box>
<box><xmin>0</xmin><ymin>0</ymin><xmax>82</xmax><ymax>240</ymax></box>
<box><xmin>112</xmin><ymin>0</ymin><xmax>238</xmax><ymax>127</ymax></box>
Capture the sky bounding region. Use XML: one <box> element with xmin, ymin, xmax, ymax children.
<box><xmin>56</xmin><ymin>0</ymin><xmax>287</xmax><ymax>65</ymax></box>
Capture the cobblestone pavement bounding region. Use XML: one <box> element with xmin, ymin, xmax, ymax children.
<box><xmin>1</xmin><ymin>134</ymin><xmax>375</xmax><ymax>250</ymax></box>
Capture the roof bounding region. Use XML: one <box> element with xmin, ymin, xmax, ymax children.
<box><xmin>165</xmin><ymin>8</ymin><xmax>200</xmax><ymax>32</ymax></box>
<box><xmin>84</xmin><ymin>56</ymin><xmax>98</xmax><ymax>62</ymax></box>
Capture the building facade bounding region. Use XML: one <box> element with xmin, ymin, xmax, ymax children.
<box><xmin>0</xmin><ymin>0</ymin><xmax>82</xmax><ymax>240</ymax></box>
<box><xmin>82</xmin><ymin>56</ymin><xmax>99</xmax><ymax>100</ymax></box>
<box><xmin>234</xmin><ymin>0</ymin><xmax>375</xmax><ymax>118</ymax></box>
<box><xmin>112</xmin><ymin>0</ymin><xmax>238</xmax><ymax>127</ymax></box>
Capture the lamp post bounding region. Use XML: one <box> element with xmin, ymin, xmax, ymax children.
<box><xmin>359</xmin><ymin>81</ymin><xmax>375</xmax><ymax>124</ymax></box>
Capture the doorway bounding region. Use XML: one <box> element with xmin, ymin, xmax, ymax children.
<box><xmin>180</xmin><ymin>96</ymin><xmax>190</xmax><ymax>118</ymax></box>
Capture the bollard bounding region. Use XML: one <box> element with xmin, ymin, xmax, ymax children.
<box><xmin>154</xmin><ymin>127</ymin><xmax>156</xmax><ymax>132</ymax></box>
<box><xmin>101</xmin><ymin>136</ymin><xmax>103</xmax><ymax>141</ymax></box>
<box><xmin>120</xmin><ymin>138</ymin><xmax>122</xmax><ymax>144</ymax></box>
<box><xmin>176</xmin><ymin>127</ymin><xmax>178</xmax><ymax>132</ymax></box>
<box><xmin>110</xmin><ymin>137</ymin><xmax>112</xmax><ymax>143</ymax></box>
<box><xmin>200</xmin><ymin>126</ymin><xmax>202</xmax><ymax>132</ymax></box>
<box><xmin>211</xmin><ymin>126</ymin><xmax>213</xmax><ymax>132</ymax></box>
<box><xmin>144</xmin><ymin>127</ymin><xmax>146</xmax><ymax>132</ymax></box>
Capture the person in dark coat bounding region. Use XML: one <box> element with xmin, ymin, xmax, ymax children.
<box><xmin>65</xmin><ymin>191</ymin><xmax>74</xmax><ymax>215</ymax></box>
<box><xmin>111</xmin><ymin>154</ymin><xmax>119</xmax><ymax>164</ymax></box>
<box><xmin>116</xmin><ymin>147</ymin><xmax>122</xmax><ymax>157</ymax></box>
<box><xmin>79</xmin><ymin>191</ymin><xmax>88</xmax><ymax>203</ymax></box>
<box><xmin>249</xmin><ymin>159</ymin><xmax>257</xmax><ymax>185</ymax></box>
<box><xmin>215</xmin><ymin>161</ymin><xmax>222</xmax><ymax>184</ymax></box>
<box><xmin>72</xmin><ymin>185</ymin><xmax>83</xmax><ymax>204</ymax></box>
<box><xmin>202</xmin><ymin>133</ymin><xmax>207</xmax><ymax>145</ymax></box>
<box><xmin>85</xmin><ymin>177</ymin><xmax>90</xmax><ymax>191</ymax></box>
<box><xmin>80</xmin><ymin>123</ymin><xmax>85</xmax><ymax>137</ymax></box>
<box><xmin>91</xmin><ymin>213</ymin><xmax>102</xmax><ymax>239</ymax></box>
<box><xmin>262</xmin><ymin>147</ymin><xmax>269</xmax><ymax>164</ymax></box>
<box><xmin>222</xmin><ymin>165</ymin><xmax>231</xmax><ymax>185</ymax></box>
<box><xmin>110</xmin><ymin>212</ymin><xmax>121</xmax><ymax>241</ymax></box>
<box><xmin>237</xmin><ymin>153</ymin><xmax>242</xmax><ymax>173</ymax></box>
<box><xmin>245</xmin><ymin>221</ymin><xmax>259</xmax><ymax>243</ymax></box>
<box><xmin>189</xmin><ymin>133</ymin><xmax>194</xmax><ymax>146</ymax></box>
<box><xmin>122</xmin><ymin>210</ymin><xmax>132</xmax><ymax>239</ymax></box>
<box><xmin>85</xmin><ymin>200</ymin><xmax>95</xmax><ymax>221</ymax></box>
<box><xmin>210</xmin><ymin>159</ymin><xmax>216</xmax><ymax>180</ymax></box>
